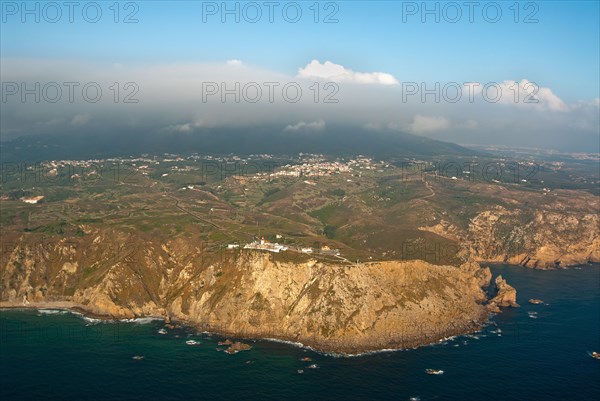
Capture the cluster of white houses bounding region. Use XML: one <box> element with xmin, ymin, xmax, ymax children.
<box><xmin>242</xmin><ymin>238</ymin><xmax>288</xmax><ymax>253</ymax></box>
<box><xmin>229</xmin><ymin>238</ymin><xmax>340</xmax><ymax>256</ymax></box>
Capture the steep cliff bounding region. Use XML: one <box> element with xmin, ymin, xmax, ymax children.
<box><xmin>464</xmin><ymin>207</ymin><xmax>599</xmax><ymax>268</ymax></box>
<box><xmin>1</xmin><ymin>231</ymin><xmax>495</xmax><ymax>353</ymax></box>
<box><xmin>417</xmin><ymin>196</ymin><xmax>599</xmax><ymax>269</ymax></box>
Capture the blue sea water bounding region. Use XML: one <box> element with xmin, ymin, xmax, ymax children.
<box><xmin>1</xmin><ymin>264</ymin><xmax>599</xmax><ymax>401</ymax></box>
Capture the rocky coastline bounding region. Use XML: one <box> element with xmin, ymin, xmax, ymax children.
<box><xmin>0</xmin><ymin>300</ymin><xmax>490</xmax><ymax>355</ymax></box>
<box><xmin>1</xmin><ymin>241</ymin><xmax>510</xmax><ymax>354</ymax></box>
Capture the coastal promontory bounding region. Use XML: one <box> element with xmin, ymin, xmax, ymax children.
<box><xmin>1</xmin><ymin>233</ymin><xmax>498</xmax><ymax>353</ymax></box>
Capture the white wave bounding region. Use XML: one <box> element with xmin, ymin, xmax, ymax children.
<box><xmin>263</xmin><ymin>333</ymin><xmax>472</xmax><ymax>358</ymax></box>
<box><xmin>120</xmin><ymin>317</ymin><xmax>162</xmax><ymax>324</ymax></box>
<box><xmin>37</xmin><ymin>309</ymin><xmax>69</xmax><ymax>315</ymax></box>
<box><xmin>464</xmin><ymin>334</ymin><xmax>480</xmax><ymax>340</ymax></box>
<box><xmin>27</xmin><ymin>307</ymin><xmax>164</xmax><ymax>327</ymax></box>
<box><xmin>259</xmin><ymin>337</ymin><xmax>391</xmax><ymax>357</ymax></box>
<box><xmin>82</xmin><ymin>316</ymin><xmax>111</xmax><ymax>325</ymax></box>
<box><xmin>263</xmin><ymin>337</ymin><xmax>308</xmax><ymax>349</ymax></box>
<box><xmin>331</xmin><ymin>347</ymin><xmax>407</xmax><ymax>358</ymax></box>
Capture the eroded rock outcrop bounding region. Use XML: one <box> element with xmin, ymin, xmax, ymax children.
<box><xmin>488</xmin><ymin>275</ymin><xmax>519</xmax><ymax>310</ymax></box>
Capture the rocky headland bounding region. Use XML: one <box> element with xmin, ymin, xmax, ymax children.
<box><xmin>0</xmin><ymin>232</ymin><xmax>510</xmax><ymax>353</ymax></box>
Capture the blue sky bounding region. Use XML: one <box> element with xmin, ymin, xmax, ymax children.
<box><xmin>2</xmin><ymin>1</ymin><xmax>599</xmax><ymax>101</ymax></box>
<box><xmin>1</xmin><ymin>1</ymin><xmax>599</xmax><ymax>151</ymax></box>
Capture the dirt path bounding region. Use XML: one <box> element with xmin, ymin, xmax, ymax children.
<box><xmin>423</xmin><ymin>179</ymin><xmax>436</xmax><ymax>199</ymax></box>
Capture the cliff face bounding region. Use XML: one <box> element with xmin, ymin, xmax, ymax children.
<box><xmin>412</xmin><ymin>184</ymin><xmax>599</xmax><ymax>269</ymax></box>
<box><xmin>463</xmin><ymin>207</ymin><xmax>599</xmax><ymax>268</ymax></box>
<box><xmin>165</xmin><ymin>256</ymin><xmax>492</xmax><ymax>352</ymax></box>
<box><xmin>1</xmin><ymin>231</ymin><xmax>494</xmax><ymax>353</ymax></box>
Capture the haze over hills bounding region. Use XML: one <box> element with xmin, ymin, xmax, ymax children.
<box><xmin>0</xmin><ymin>126</ymin><xmax>478</xmax><ymax>162</ymax></box>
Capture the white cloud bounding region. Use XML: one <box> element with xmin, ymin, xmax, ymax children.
<box><xmin>161</xmin><ymin>119</ymin><xmax>205</xmax><ymax>133</ymax></box>
<box><xmin>284</xmin><ymin>119</ymin><xmax>326</xmax><ymax>132</ymax></box>
<box><xmin>298</xmin><ymin>60</ymin><xmax>399</xmax><ymax>86</ymax></box>
<box><xmin>70</xmin><ymin>113</ymin><xmax>90</xmax><ymax>126</ymax></box>
<box><xmin>226</xmin><ymin>59</ymin><xmax>243</xmax><ymax>66</ymax></box>
<box><xmin>570</xmin><ymin>97</ymin><xmax>600</xmax><ymax>110</ymax></box>
<box><xmin>409</xmin><ymin>115</ymin><xmax>450</xmax><ymax>134</ymax></box>
<box><xmin>467</xmin><ymin>79</ymin><xmax>568</xmax><ymax>112</ymax></box>
<box><xmin>367</xmin><ymin>118</ymin><xmax>477</xmax><ymax>134</ymax></box>
<box><xmin>1</xmin><ymin>57</ymin><xmax>598</xmax><ymax>150</ymax></box>
<box><xmin>457</xmin><ymin>119</ymin><xmax>479</xmax><ymax>130</ymax></box>
<box><xmin>172</xmin><ymin>123</ymin><xmax>194</xmax><ymax>132</ymax></box>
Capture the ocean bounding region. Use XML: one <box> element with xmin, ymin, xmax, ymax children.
<box><xmin>1</xmin><ymin>264</ymin><xmax>599</xmax><ymax>401</ymax></box>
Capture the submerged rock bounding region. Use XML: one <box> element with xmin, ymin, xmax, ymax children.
<box><xmin>225</xmin><ymin>341</ymin><xmax>251</xmax><ymax>354</ymax></box>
